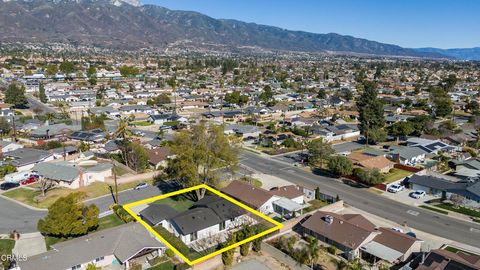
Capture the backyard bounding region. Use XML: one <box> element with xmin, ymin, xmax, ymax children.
<box><xmin>152</xmin><ymin>194</ymin><xmax>195</xmax><ymax>212</ymax></box>
<box><xmin>2</xmin><ymin>179</ymin><xmax>153</xmax><ymax>209</ymax></box>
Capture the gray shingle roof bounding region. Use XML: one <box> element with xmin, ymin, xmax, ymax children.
<box><xmin>140</xmin><ymin>204</ymin><xmax>179</xmax><ymax>226</ymax></box>
<box><xmin>171</xmin><ymin>207</ymin><xmax>222</xmax><ymax>235</ymax></box>
<box><xmin>18</xmin><ymin>223</ymin><xmax>165</xmax><ymax>270</ymax></box>
<box><xmin>32</xmin><ymin>162</ymin><xmax>80</xmax><ymax>182</ymax></box>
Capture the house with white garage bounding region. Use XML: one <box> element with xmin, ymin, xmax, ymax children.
<box><xmin>0</xmin><ymin>140</ymin><xmax>24</xmax><ymax>153</ymax></box>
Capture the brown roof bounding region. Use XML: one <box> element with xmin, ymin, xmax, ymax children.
<box><xmin>221</xmin><ymin>180</ymin><xmax>274</xmax><ymax>209</ymax></box>
<box><xmin>147</xmin><ymin>147</ymin><xmax>170</xmax><ymax>165</ymax></box>
<box><xmin>301</xmin><ymin>211</ymin><xmax>377</xmax><ymax>250</ymax></box>
<box><xmin>373</xmin><ymin>227</ymin><xmax>419</xmax><ymax>253</ymax></box>
<box><xmin>417</xmin><ymin>249</ymin><xmax>480</xmax><ymax>270</ymax></box>
<box><xmin>269</xmin><ymin>185</ymin><xmax>303</xmax><ymax>199</ymax></box>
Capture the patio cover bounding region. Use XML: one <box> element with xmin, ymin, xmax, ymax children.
<box><xmin>273</xmin><ymin>197</ymin><xmax>308</xmax><ymax>212</ymax></box>
<box><xmin>360</xmin><ymin>241</ymin><xmax>403</xmax><ymax>263</ymax></box>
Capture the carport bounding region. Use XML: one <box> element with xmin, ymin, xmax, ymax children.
<box><xmin>272</xmin><ymin>197</ymin><xmax>309</xmax><ymax>219</ymax></box>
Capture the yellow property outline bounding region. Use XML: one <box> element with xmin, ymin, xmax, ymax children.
<box><xmin>123</xmin><ymin>184</ymin><xmax>283</xmax><ymax>265</ymax></box>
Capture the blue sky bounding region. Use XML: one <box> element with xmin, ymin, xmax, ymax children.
<box><xmin>143</xmin><ymin>0</ymin><xmax>479</xmax><ymax>49</ymax></box>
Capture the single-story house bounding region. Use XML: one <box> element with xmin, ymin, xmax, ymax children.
<box><xmin>18</xmin><ymin>223</ymin><xmax>166</xmax><ymax>270</ymax></box>
<box><xmin>348</xmin><ymin>152</ymin><xmax>395</xmax><ymax>173</ymax></box>
<box><xmin>32</xmin><ymin>161</ymin><xmax>112</xmax><ymax>189</ymax></box>
<box><xmin>4</xmin><ymin>148</ymin><xmax>54</xmax><ymax>171</ymax></box>
<box><xmin>0</xmin><ymin>140</ymin><xmax>24</xmax><ymax>153</ymax></box>
<box><xmin>300</xmin><ymin>211</ymin><xmax>378</xmax><ymax>260</ymax></box>
<box><xmin>147</xmin><ymin>147</ymin><xmax>170</xmax><ymax>169</ymax></box>
<box><xmin>388</xmin><ymin>146</ymin><xmax>427</xmax><ymax>166</ymax></box>
<box><xmin>408</xmin><ymin>248</ymin><xmax>480</xmax><ymax>270</ymax></box>
<box><xmin>69</xmin><ymin>129</ymin><xmax>106</xmax><ymax>142</ymax></box>
<box><xmin>224</xmin><ymin>124</ymin><xmax>261</xmax><ymax>139</ymax></box>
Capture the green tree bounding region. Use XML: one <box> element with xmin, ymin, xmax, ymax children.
<box><xmin>87</xmin><ymin>66</ymin><xmax>97</xmax><ymax>78</ymax></box>
<box><xmin>126</xmin><ymin>142</ymin><xmax>149</xmax><ymax>172</ymax></box>
<box><xmin>390</xmin><ymin>121</ymin><xmax>414</xmax><ymax>141</ymax></box>
<box><xmin>165</xmin><ymin>123</ymin><xmax>238</xmax><ymax>200</ymax></box>
<box><xmin>78</xmin><ymin>141</ymin><xmax>90</xmax><ymax>152</ymax></box>
<box><xmin>0</xmin><ymin>164</ymin><xmax>16</xmax><ymax>178</ymax></box>
<box><xmin>328</xmin><ymin>156</ymin><xmax>353</xmax><ymax>176</ymax></box>
<box><xmin>45</xmin><ymin>64</ymin><xmax>58</xmax><ymax>76</ymax></box>
<box><xmin>39</xmin><ymin>82</ymin><xmax>47</xmax><ymax>103</ymax></box>
<box><xmin>86</xmin><ymin>263</ymin><xmax>100</xmax><ymax>270</ymax></box>
<box><xmin>317</xmin><ymin>89</ymin><xmax>327</xmax><ymax>99</ymax></box>
<box><xmin>307</xmin><ymin>138</ymin><xmax>334</xmax><ymax>168</ymax></box>
<box><xmin>259</xmin><ymin>85</ymin><xmax>274</xmax><ymax>103</ymax></box>
<box><xmin>353</xmin><ymin>168</ymin><xmax>386</xmax><ymax>185</ymax></box>
<box><xmin>357</xmin><ymin>81</ymin><xmax>385</xmax><ymax>145</ymax></box>
<box><xmin>119</xmin><ymin>65</ymin><xmax>140</xmax><ymax>77</ymax></box>
<box><xmin>0</xmin><ymin>117</ymin><xmax>11</xmax><ymax>134</ymax></box>
<box><xmin>5</xmin><ymin>83</ymin><xmax>27</xmax><ymax>107</ymax></box>
<box><xmin>59</xmin><ymin>61</ymin><xmax>75</xmax><ymax>74</ymax></box>
<box><xmin>37</xmin><ymin>193</ymin><xmax>99</xmax><ymax>238</ymax></box>
<box><xmin>430</xmin><ymin>86</ymin><xmax>452</xmax><ymax>118</ymax></box>
<box><xmin>224</xmin><ymin>91</ymin><xmax>249</xmax><ymax>106</ymax></box>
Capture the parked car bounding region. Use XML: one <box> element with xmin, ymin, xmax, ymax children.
<box><xmin>20</xmin><ymin>176</ymin><xmax>37</xmax><ymax>185</ymax></box>
<box><xmin>410</xmin><ymin>190</ymin><xmax>426</xmax><ymax>199</ymax></box>
<box><xmin>392</xmin><ymin>227</ymin><xmax>404</xmax><ymax>233</ymax></box>
<box><xmin>387</xmin><ymin>184</ymin><xmax>404</xmax><ymax>193</ymax></box>
<box><xmin>134</xmin><ymin>131</ymin><xmax>145</xmax><ymax>136</ymax></box>
<box><xmin>0</xmin><ymin>182</ymin><xmax>20</xmax><ymax>190</ymax></box>
<box><xmin>133</xmin><ymin>183</ymin><xmax>148</xmax><ymax>190</ymax></box>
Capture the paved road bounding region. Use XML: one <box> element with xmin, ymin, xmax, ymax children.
<box><xmin>86</xmin><ymin>184</ymin><xmax>165</xmax><ymax>213</ymax></box>
<box><xmin>26</xmin><ymin>95</ymin><xmax>57</xmax><ymax>115</ymax></box>
<box><xmin>0</xmin><ymin>197</ymin><xmax>46</xmax><ymax>233</ymax></box>
<box><xmin>239</xmin><ymin>151</ymin><xmax>480</xmax><ymax>248</ymax></box>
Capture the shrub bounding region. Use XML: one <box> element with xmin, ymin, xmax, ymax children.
<box><xmin>327</xmin><ymin>156</ymin><xmax>353</xmax><ymax>176</ymax></box>
<box><xmin>154</xmin><ymin>226</ymin><xmax>189</xmax><ymax>255</ymax></box>
<box><xmin>112</xmin><ymin>204</ymin><xmax>134</xmax><ymax>223</ymax></box>
<box><xmin>165</xmin><ymin>249</ymin><xmax>175</xmax><ymax>258</ymax></box>
<box><xmin>327</xmin><ymin>245</ymin><xmax>337</xmax><ymax>255</ymax></box>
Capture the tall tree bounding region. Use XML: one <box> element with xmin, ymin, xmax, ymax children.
<box><xmin>5</xmin><ymin>83</ymin><xmax>27</xmax><ymax>107</ymax></box>
<box><xmin>37</xmin><ymin>193</ymin><xmax>99</xmax><ymax>238</ymax></box>
<box><xmin>307</xmin><ymin>138</ymin><xmax>334</xmax><ymax>168</ymax></box>
<box><xmin>39</xmin><ymin>82</ymin><xmax>47</xmax><ymax>103</ymax></box>
<box><xmin>357</xmin><ymin>81</ymin><xmax>385</xmax><ymax>145</ymax></box>
<box><xmin>166</xmin><ymin>122</ymin><xmax>238</xmax><ymax>200</ymax></box>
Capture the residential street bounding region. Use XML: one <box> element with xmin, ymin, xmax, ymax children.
<box><xmin>239</xmin><ymin>150</ymin><xmax>480</xmax><ymax>248</ymax></box>
<box><xmin>0</xmin><ymin>196</ymin><xmax>46</xmax><ymax>233</ymax></box>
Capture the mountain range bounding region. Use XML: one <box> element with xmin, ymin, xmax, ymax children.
<box><xmin>0</xmin><ymin>0</ymin><xmax>477</xmax><ymax>60</ymax></box>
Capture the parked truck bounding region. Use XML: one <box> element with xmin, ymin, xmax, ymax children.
<box><xmin>4</xmin><ymin>171</ymin><xmax>35</xmax><ymax>183</ymax></box>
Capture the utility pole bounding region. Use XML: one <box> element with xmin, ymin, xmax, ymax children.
<box><xmin>112</xmin><ymin>161</ymin><xmax>119</xmax><ymax>204</ymax></box>
<box><xmin>11</xmin><ymin>114</ymin><xmax>17</xmax><ymax>142</ymax></box>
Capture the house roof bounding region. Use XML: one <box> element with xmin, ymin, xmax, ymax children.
<box><xmin>301</xmin><ymin>211</ymin><xmax>376</xmax><ymax>250</ymax></box>
<box><xmin>170</xmin><ymin>207</ymin><xmax>222</xmax><ymax>235</ymax></box>
<box><xmin>32</xmin><ymin>162</ymin><xmax>80</xmax><ymax>183</ymax></box>
<box><xmin>389</xmin><ymin>146</ymin><xmax>427</xmax><ymax>160</ymax></box>
<box><xmin>416</xmin><ymin>249</ymin><xmax>480</xmax><ymax>270</ymax></box>
<box><xmin>373</xmin><ymin>227</ymin><xmax>420</xmax><ymax>254</ymax></box>
<box><xmin>222</xmin><ymin>180</ymin><xmax>274</xmax><ymax>209</ymax></box>
<box><xmin>140</xmin><ymin>204</ymin><xmax>179</xmax><ymax>226</ymax></box>
<box><xmin>147</xmin><ymin>147</ymin><xmax>170</xmax><ymax>165</ymax></box>
<box><xmin>5</xmin><ymin>148</ymin><xmax>53</xmax><ymax>167</ymax></box>
<box><xmin>269</xmin><ymin>185</ymin><xmax>304</xmax><ymax>199</ymax></box>
<box><xmin>192</xmin><ymin>196</ymin><xmax>247</xmax><ymax>221</ymax></box>
<box><xmin>18</xmin><ymin>223</ymin><xmax>165</xmax><ymax>270</ymax></box>
<box><xmin>408</xmin><ymin>174</ymin><xmax>455</xmax><ymax>191</ymax></box>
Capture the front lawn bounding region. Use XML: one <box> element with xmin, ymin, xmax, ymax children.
<box><xmin>3</xmin><ymin>180</ymin><xmax>153</xmax><ymax>209</ymax></box>
<box><xmin>384</xmin><ymin>168</ymin><xmax>412</xmax><ymax>183</ymax></box>
<box><xmin>419</xmin><ymin>205</ymin><xmax>449</xmax><ymax>215</ymax></box>
<box><xmin>304</xmin><ymin>199</ymin><xmax>329</xmax><ymax>213</ymax></box>
<box><xmin>133</xmin><ymin>121</ymin><xmax>153</xmax><ymax>126</ymax></box>
<box><xmin>0</xmin><ymin>239</ymin><xmax>15</xmax><ymax>257</ymax></box>
<box><xmin>434</xmin><ymin>203</ymin><xmax>480</xmax><ymax>218</ymax></box>
<box><xmin>97</xmin><ymin>214</ymin><xmax>125</xmax><ymax>231</ymax></box>
<box><xmin>152</xmin><ymin>195</ymin><xmax>195</xmax><ymax>212</ymax></box>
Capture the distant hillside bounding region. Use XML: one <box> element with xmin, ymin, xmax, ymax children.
<box><xmin>0</xmin><ymin>0</ymin><xmax>450</xmax><ymax>58</ymax></box>
<box><xmin>415</xmin><ymin>47</ymin><xmax>480</xmax><ymax>60</ymax></box>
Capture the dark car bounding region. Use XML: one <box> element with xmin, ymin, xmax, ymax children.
<box><xmin>0</xmin><ymin>182</ymin><xmax>20</xmax><ymax>190</ymax></box>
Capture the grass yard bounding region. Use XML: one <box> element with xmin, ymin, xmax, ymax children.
<box><xmin>113</xmin><ymin>165</ymin><xmax>131</xmax><ymax>176</ymax></box>
<box><xmin>384</xmin><ymin>168</ymin><xmax>412</xmax><ymax>183</ymax></box>
<box><xmin>0</xmin><ymin>239</ymin><xmax>15</xmax><ymax>257</ymax></box>
<box><xmin>3</xmin><ymin>180</ymin><xmax>153</xmax><ymax>209</ymax></box>
<box><xmin>133</xmin><ymin>121</ymin><xmax>153</xmax><ymax>126</ymax></box>
<box><xmin>419</xmin><ymin>205</ymin><xmax>449</xmax><ymax>215</ymax></box>
<box><xmin>153</xmin><ymin>195</ymin><xmax>195</xmax><ymax>212</ymax></box>
<box><xmin>305</xmin><ymin>199</ymin><xmax>329</xmax><ymax>213</ymax></box>
<box><xmin>434</xmin><ymin>203</ymin><xmax>480</xmax><ymax>218</ymax></box>
<box><xmin>97</xmin><ymin>214</ymin><xmax>125</xmax><ymax>231</ymax></box>
<box><xmin>147</xmin><ymin>261</ymin><xmax>175</xmax><ymax>270</ymax></box>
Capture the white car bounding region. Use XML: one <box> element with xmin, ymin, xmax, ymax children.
<box><xmin>387</xmin><ymin>184</ymin><xmax>404</xmax><ymax>193</ymax></box>
<box><xmin>391</xmin><ymin>227</ymin><xmax>404</xmax><ymax>233</ymax></box>
<box><xmin>134</xmin><ymin>131</ymin><xmax>145</xmax><ymax>136</ymax></box>
<box><xmin>133</xmin><ymin>183</ymin><xmax>148</xmax><ymax>190</ymax></box>
<box><xmin>410</xmin><ymin>190</ymin><xmax>426</xmax><ymax>199</ymax></box>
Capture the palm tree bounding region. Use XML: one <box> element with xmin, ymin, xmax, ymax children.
<box><xmin>348</xmin><ymin>259</ymin><xmax>365</xmax><ymax>270</ymax></box>
<box><xmin>113</xmin><ymin>118</ymin><xmax>132</xmax><ymax>167</ymax></box>
<box><xmin>306</xmin><ymin>236</ymin><xmax>320</xmax><ymax>268</ymax></box>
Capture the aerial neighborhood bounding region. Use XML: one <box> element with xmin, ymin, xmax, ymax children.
<box><xmin>0</xmin><ymin>2</ymin><xmax>480</xmax><ymax>270</ymax></box>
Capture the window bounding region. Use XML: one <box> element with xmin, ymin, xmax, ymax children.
<box><xmin>95</xmin><ymin>256</ymin><xmax>104</xmax><ymax>262</ymax></box>
<box><xmin>220</xmin><ymin>221</ymin><xmax>226</xmax><ymax>231</ymax></box>
<box><xmin>190</xmin><ymin>232</ymin><xmax>198</xmax><ymax>241</ymax></box>
<box><xmin>230</xmin><ymin>218</ymin><xmax>235</xmax><ymax>222</ymax></box>
<box><xmin>72</xmin><ymin>264</ymin><xmax>81</xmax><ymax>270</ymax></box>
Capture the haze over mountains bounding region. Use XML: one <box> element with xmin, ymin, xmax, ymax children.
<box><xmin>0</xmin><ymin>0</ymin><xmax>478</xmax><ymax>59</ymax></box>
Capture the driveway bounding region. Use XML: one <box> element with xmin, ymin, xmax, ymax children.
<box><xmin>12</xmin><ymin>232</ymin><xmax>46</xmax><ymax>257</ymax></box>
<box><xmin>0</xmin><ymin>196</ymin><xmax>46</xmax><ymax>234</ymax></box>
<box><xmin>382</xmin><ymin>188</ymin><xmax>437</xmax><ymax>207</ymax></box>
